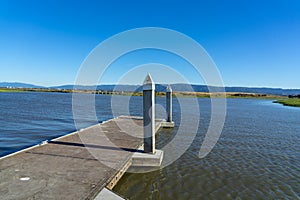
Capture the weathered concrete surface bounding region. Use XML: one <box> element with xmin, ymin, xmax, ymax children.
<box><xmin>161</xmin><ymin>121</ymin><xmax>175</xmax><ymax>128</ymax></box>
<box><xmin>0</xmin><ymin>116</ymin><xmax>162</xmax><ymax>200</ymax></box>
<box><xmin>131</xmin><ymin>145</ymin><xmax>163</xmax><ymax>167</ymax></box>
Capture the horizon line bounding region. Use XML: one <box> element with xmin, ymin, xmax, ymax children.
<box><xmin>0</xmin><ymin>81</ymin><xmax>300</xmax><ymax>90</ymax></box>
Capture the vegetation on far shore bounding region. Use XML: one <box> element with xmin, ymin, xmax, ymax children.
<box><xmin>3</xmin><ymin>87</ymin><xmax>299</xmax><ymax>108</ymax></box>
<box><xmin>0</xmin><ymin>87</ymin><xmax>286</xmax><ymax>99</ymax></box>
<box><xmin>169</xmin><ymin>92</ymin><xmax>283</xmax><ymax>99</ymax></box>
<box><xmin>273</xmin><ymin>99</ymin><xmax>300</xmax><ymax>108</ymax></box>
<box><xmin>0</xmin><ymin>88</ymin><xmax>24</xmax><ymax>92</ymax></box>
<box><xmin>0</xmin><ymin>88</ymin><xmax>72</xmax><ymax>93</ymax></box>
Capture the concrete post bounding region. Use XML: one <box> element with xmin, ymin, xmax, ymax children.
<box><xmin>143</xmin><ymin>74</ymin><xmax>155</xmax><ymax>154</ymax></box>
<box><xmin>166</xmin><ymin>84</ymin><xmax>172</xmax><ymax>122</ymax></box>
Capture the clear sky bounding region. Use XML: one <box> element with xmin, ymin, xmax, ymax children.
<box><xmin>0</xmin><ymin>0</ymin><xmax>299</xmax><ymax>88</ymax></box>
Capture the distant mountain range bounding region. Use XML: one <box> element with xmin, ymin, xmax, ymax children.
<box><xmin>0</xmin><ymin>82</ymin><xmax>45</xmax><ymax>89</ymax></box>
<box><xmin>1</xmin><ymin>82</ymin><xmax>300</xmax><ymax>96</ymax></box>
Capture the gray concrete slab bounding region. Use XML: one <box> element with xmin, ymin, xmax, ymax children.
<box><xmin>131</xmin><ymin>145</ymin><xmax>164</xmax><ymax>167</ymax></box>
<box><xmin>161</xmin><ymin>121</ymin><xmax>175</xmax><ymax>128</ymax></box>
<box><xmin>0</xmin><ymin>116</ymin><xmax>162</xmax><ymax>200</ymax></box>
<box><xmin>94</xmin><ymin>188</ymin><xmax>125</xmax><ymax>200</ymax></box>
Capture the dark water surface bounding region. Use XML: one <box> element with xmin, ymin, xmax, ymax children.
<box><xmin>0</xmin><ymin>92</ymin><xmax>123</xmax><ymax>156</ymax></box>
<box><xmin>114</xmin><ymin>98</ymin><xmax>300</xmax><ymax>199</ymax></box>
<box><xmin>0</xmin><ymin>92</ymin><xmax>299</xmax><ymax>199</ymax></box>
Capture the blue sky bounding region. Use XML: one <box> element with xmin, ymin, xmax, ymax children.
<box><xmin>0</xmin><ymin>0</ymin><xmax>299</xmax><ymax>88</ymax></box>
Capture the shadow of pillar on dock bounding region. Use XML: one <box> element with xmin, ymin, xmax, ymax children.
<box><xmin>48</xmin><ymin>141</ymin><xmax>144</xmax><ymax>153</ymax></box>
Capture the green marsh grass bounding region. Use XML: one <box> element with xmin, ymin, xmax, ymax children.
<box><xmin>274</xmin><ymin>99</ymin><xmax>300</xmax><ymax>107</ymax></box>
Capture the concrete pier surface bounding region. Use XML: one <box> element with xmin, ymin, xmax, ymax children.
<box><xmin>0</xmin><ymin>116</ymin><xmax>163</xmax><ymax>200</ymax></box>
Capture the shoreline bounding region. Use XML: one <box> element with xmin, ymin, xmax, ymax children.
<box><xmin>0</xmin><ymin>87</ymin><xmax>285</xmax><ymax>99</ymax></box>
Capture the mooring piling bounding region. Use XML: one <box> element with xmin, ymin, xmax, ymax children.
<box><xmin>161</xmin><ymin>84</ymin><xmax>175</xmax><ymax>128</ymax></box>
<box><xmin>130</xmin><ymin>74</ymin><xmax>164</xmax><ymax>167</ymax></box>
<box><xmin>166</xmin><ymin>84</ymin><xmax>173</xmax><ymax>122</ymax></box>
<box><xmin>143</xmin><ymin>73</ymin><xmax>156</xmax><ymax>154</ymax></box>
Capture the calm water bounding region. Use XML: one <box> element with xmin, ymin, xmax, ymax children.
<box><xmin>0</xmin><ymin>92</ymin><xmax>143</xmax><ymax>157</ymax></box>
<box><xmin>114</xmin><ymin>98</ymin><xmax>300</xmax><ymax>199</ymax></box>
<box><xmin>0</xmin><ymin>92</ymin><xmax>299</xmax><ymax>199</ymax></box>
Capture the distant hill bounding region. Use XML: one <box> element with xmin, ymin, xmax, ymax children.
<box><xmin>49</xmin><ymin>85</ymin><xmax>141</xmax><ymax>91</ymax></box>
<box><xmin>52</xmin><ymin>84</ymin><xmax>300</xmax><ymax>96</ymax></box>
<box><xmin>0</xmin><ymin>82</ymin><xmax>45</xmax><ymax>88</ymax></box>
<box><xmin>46</xmin><ymin>84</ymin><xmax>300</xmax><ymax>95</ymax></box>
<box><xmin>1</xmin><ymin>82</ymin><xmax>300</xmax><ymax>96</ymax></box>
<box><xmin>224</xmin><ymin>86</ymin><xmax>300</xmax><ymax>96</ymax></box>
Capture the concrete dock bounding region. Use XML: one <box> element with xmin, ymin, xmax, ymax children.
<box><xmin>0</xmin><ymin>116</ymin><xmax>163</xmax><ymax>200</ymax></box>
